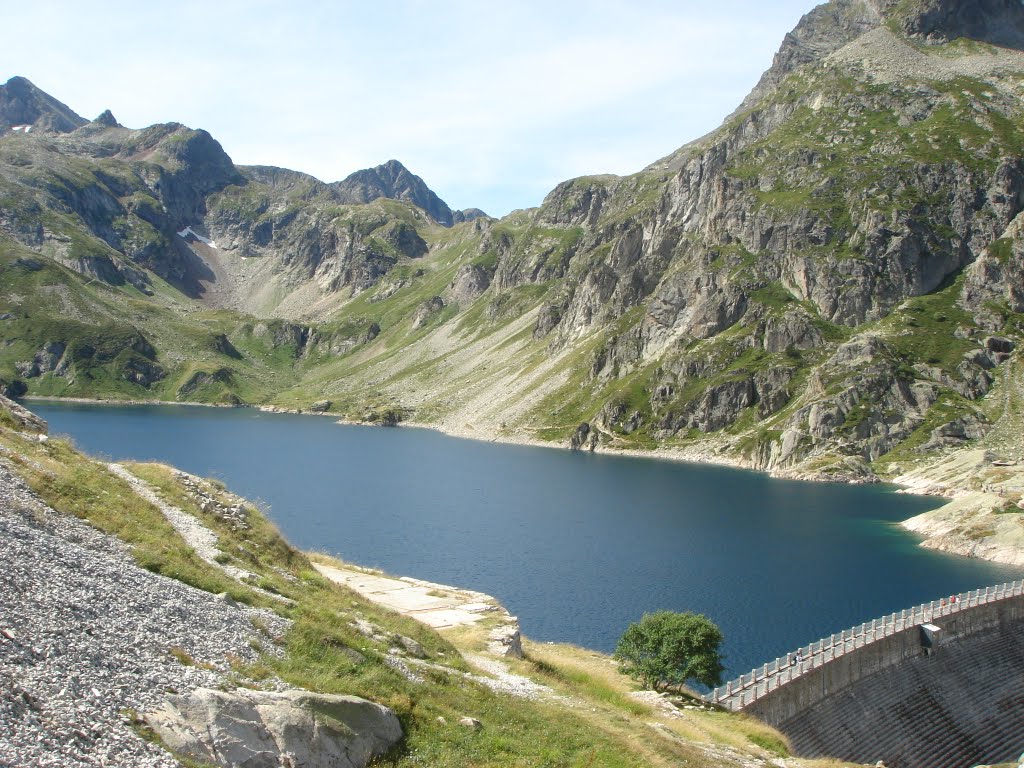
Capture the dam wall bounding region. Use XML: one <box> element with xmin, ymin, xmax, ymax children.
<box><xmin>706</xmin><ymin>581</ymin><xmax>1024</xmax><ymax>768</ymax></box>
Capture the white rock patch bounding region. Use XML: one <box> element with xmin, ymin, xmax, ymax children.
<box><xmin>176</xmin><ymin>226</ymin><xmax>218</xmax><ymax>248</ymax></box>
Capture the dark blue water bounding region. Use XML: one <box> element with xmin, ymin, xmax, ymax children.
<box><xmin>33</xmin><ymin>401</ymin><xmax>1024</xmax><ymax>678</ymax></box>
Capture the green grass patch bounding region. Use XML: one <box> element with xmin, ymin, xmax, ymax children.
<box><xmin>523</xmin><ymin>653</ymin><xmax>649</xmax><ymax>717</ymax></box>
<box><xmin>750</xmin><ymin>283</ymin><xmax>797</xmax><ymax>313</ymax></box>
<box><xmin>881</xmin><ymin>275</ymin><xmax>977</xmax><ymax>372</ymax></box>
<box><xmin>747</xmin><ymin>730</ymin><xmax>789</xmax><ymax>757</ymax></box>
<box><xmin>988</xmin><ymin>237</ymin><xmax>1014</xmax><ymax>264</ymax></box>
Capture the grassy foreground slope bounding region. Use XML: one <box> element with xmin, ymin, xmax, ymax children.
<box><xmin>0</xmin><ymin>401</ymin><xmax>819</xmax><ymax>768</ymax></box>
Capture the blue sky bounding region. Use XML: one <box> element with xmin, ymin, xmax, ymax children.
<box><xmin>6</xmin><ymin>1</ymin><xmax>816</xmax><ymax>217</ymax></box>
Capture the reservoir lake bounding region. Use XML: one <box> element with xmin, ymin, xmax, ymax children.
<box><xmin>33</xmin><ymin>401</ymin><xmax>1024</xmax><ymax>679</ymax></box>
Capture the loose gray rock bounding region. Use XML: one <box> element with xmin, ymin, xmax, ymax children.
<box><xmin>0</xmin><ymin>462</ymin><xmax>290</xmax><ymax>768</ymax></box>
<box><xmin>393</xmin><ymin>634</ymin><xmax>427</xmax><ymax>659</ymax></box>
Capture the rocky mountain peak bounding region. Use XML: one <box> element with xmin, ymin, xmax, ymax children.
<box><xmin>880</xmin><ymin>0</ymin><xmax>1024</xmax><ymax>48</ymax></box>
<box><xmin>92</xmin><ymin>109</ymin><xmax>121</xmax><ymax>128</ymax></box>
<box><xmin>735</xmin><ymin>0</ymin><xmax>884</xmax><ymax>113</ymax></box>
<box><xmin>736</xmin><ymin>0</ymin><xmax>1024</xmax><ymax>116</ymax></box>
<box><xmin>454</xmin><ymin>207</ymin><xmax>490</xmax><ymax>224</ymax></box>
<box><xmin>333</xmin><ymin>159</ymin><xmax>458</xmax><ymax>226</ymax></box>
<box><xmin>380</xmin><ymin>157</ymin><xmax>411</xmax><ymax>179</ymax></box>
<box><xmin>0</xmin><ymin>75</ymin><xmax>87</xmax><ymax>133</ymax></box>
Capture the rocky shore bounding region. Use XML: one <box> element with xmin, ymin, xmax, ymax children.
<box><xmin>896</xmin><ymin>450</ymin><xmax>1024</xmax><ymax>567</ymax></box>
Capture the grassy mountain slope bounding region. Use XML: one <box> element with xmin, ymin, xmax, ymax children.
<box><xmin>1</xmin><ymin>0</ymin><xmax>1024</xmax><ymax>492</ymax></box>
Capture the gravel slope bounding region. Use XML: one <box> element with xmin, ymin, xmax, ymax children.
<box><xmin>0</xmin><ymin>461</ymin><xmax>289</xmax><ymax>767</ymax></box>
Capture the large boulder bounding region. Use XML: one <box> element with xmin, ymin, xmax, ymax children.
<box><xmin>0</xmin><ymin>393</ymin><xmax>47</xmax><ymax>434</ymax></box>
<box><xmin>145</xmin><ymin>687</ymin><xmax>402</xmax><ymax>768</ymax></box>
<box><xmin>448</xmin><ymin>263</ymin><xmax>493</xmax><ymax>303</ymax></box>
<box><xmin>569</xmin><ymin>422</ymin><xmax>597</xmax><ymax>451</ymax></box>
<box><xmin>488</xmin><ymin>624</ymin><xmax>524</xmax><ymax>659</ymax></box>
<box><xmin>411</xmin><ymin>296</ymin><xmax>445</xmax><ymax>330</ymax></box>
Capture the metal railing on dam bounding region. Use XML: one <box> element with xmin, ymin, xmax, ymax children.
<box><xmin>705</xmin><ymin>579</ymin><xmax>1024</xmax><ymax>711</ymax></box>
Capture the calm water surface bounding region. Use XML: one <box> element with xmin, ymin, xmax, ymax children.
<box><xmin>33</xmin><ymin>402</ymin><xmax>1024</xmax><ymax>678</ymax></box>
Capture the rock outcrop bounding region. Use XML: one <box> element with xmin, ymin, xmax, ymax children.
<box><xmin>570</xmin><ymin>422</ymin><xmax>598</xmax><ymax>451</ymax></box>
<box><xmin>0</xmin><ymin>393</ymin><xmax>46</xmax><ymax>433</ymax></box>
<box><xmin>411</xmin><ymin>296</ymin><xmax>445</xmax><ymax>329</ymax></box>
<box><xmin>488</xmin><ymin>625</ymin><xmax>524</xmax><ymax>659</ymax></box>
<box><xmin>146</xmin><ymin>688</ymin><xmax>402</xmax><ymax>768</ymax></box>
<box><xmin>449</xmin><ymin>263</ymin><xmax>493</xmax><ymax>303</ymax></box>
<box><xmin>333</xmin><ymin>159</ymin><xmax>459</xmax><ymax>226</ymax></box>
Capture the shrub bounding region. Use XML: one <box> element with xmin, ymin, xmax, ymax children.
<box><xmin>613</xmin><ymin>610</ymin><xmax>724</xmax><ymax>691</ymax></box>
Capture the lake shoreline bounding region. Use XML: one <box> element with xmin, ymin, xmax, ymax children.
<box><xmin>26</xmin><ymin>394</ymin><xmax>1024</xmax><ymax>568</ymax></box>
<box><xmin>24</xmin><ymin>394</ymin><xmax>869</xmax><ymax>482</ymax></box>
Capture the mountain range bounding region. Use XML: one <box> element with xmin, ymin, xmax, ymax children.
<box><xmin>2</xmin><ymin>0</ymin><xmax>1023</xmax><ymax>494</ymax></box>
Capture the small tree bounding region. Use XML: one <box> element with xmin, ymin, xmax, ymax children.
<box><xmin>613</xmin><ymin>610</ymin><xmax>724</xmax><ymax>691</ymax></box>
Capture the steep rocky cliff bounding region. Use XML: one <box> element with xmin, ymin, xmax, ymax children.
<box><xmin>454</xmin><ymin>0</ymin><xmax>1024</xmax><ymax>479</ymax></box>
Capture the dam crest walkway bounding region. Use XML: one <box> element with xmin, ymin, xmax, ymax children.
<box><xmin>705</xmin><ymin>579</ymin><xmax>1024</xmax><ymax>712</ymax></box>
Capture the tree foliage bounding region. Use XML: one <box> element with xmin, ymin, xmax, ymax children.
<box><xmin>613</xmin><ymin>610</ymin><xmax>725</xmax><ymax>691</ymax></box>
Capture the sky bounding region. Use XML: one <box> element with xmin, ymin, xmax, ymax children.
<box><xmin>5</xmin><ymin>0</ymin><xmax>816</xmax><ymax>217</ymax></box>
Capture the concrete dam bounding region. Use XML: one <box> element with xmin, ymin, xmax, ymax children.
<box><xmin>705</xmin><ymin>581</ymin><xmax>1024</xmax><ymax>768</ymax></box>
